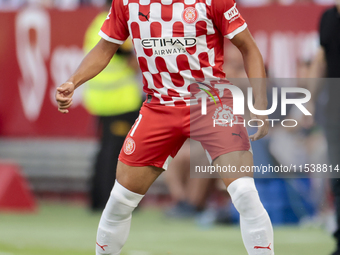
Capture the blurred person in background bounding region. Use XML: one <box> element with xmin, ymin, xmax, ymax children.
<box><xmin>53</xmin><ymin>0</ymin><xmax>80</xmax><ymax>10</ymax></box>
<box><xmin>237</xmin><ymin>0</ymin><xmax>316</xmax><ymax>6</ymax></box>
<box><xmin>165</xmin><ymin>139</ymin><xmax>216</xmax><ymax>218</ymax></box>
<box><xmin>310</xmin><ymin>2</ymin><xmax>340</xmax><ymax>254</ymax></box>
<box><xmin>237</xmin><ymin>0</ymin><xmax>272</xmax><ymax>7</ymax></box>
<box><xmin>313</xmin><ymin>0</ymin><xmax>336</xmax><ymax>4</ymax></box>
<box><xmin>83</xmin><ymin>0</ymin><xmax>142</xmax><ymax>210</ymax></box>
<box><xmin>0</xmin><ymin>0</ymin><xmax>25</xmax><ymax>10</ymax></box>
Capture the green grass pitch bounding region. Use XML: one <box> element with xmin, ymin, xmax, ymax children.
<box><xmin>0</xmin><ymin>203</ymin><xmax>335</xmax><ymax>255</ymax></box>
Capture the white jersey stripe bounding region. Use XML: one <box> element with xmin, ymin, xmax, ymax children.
<box><xmin>185</xmin><ymin>0</ymin><xmax>196</xmax><ymax>4</ymax></box>
<box><xmin>140</xmin><ymin>0</ymin><xmax>150</xmax><ymax>5</ymax></box>
<box><xmin>225</xmin><ymin>23</ymin><xmax>247</xmax><ymax>39</ymax></box>
<box><xmin>130</xmin><ymin>114</ymin><xmax>142</xmax><ymax>137</ymax></box>
<box><xmin>98</xmin><ymin>30</ymin><xmax>125</xmax><ymax>44</ymax></box>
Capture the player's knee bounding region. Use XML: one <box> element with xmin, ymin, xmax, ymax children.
<box><xmin>227</xmin><ymin>177</ymin><xmax>265</xmax><ymax>219</ymax></box>
<box><xmin>103</xmin><ymin>180</ymin><xmax>144</xmax><ymax>222</ymax></box>
<box><xmin>233</xmin><ymin>191</ymin><xmax>264</xmax><ymax>219</ymax></box>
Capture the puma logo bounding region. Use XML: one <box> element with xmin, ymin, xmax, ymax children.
<box><xmin>96</xmin><ymin>242</ymin><xmax>108</xmax><ymax>251</ymax></box>
<box><xmin>232</xmin><ymin>132</ymin><xmax>242</xmax><ymax>138</ymax></box>
<box><xmin>254</xmin><ymin>243</ymin><xmax>271</xmax><ymax>251</ymax></box>
<box><xmin>138</xmin><ymin>11</ymin><xmax>150</xmax><ymax>22</ymax></box>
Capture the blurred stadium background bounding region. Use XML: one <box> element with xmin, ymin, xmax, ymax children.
<box><xmin>0</xmin><ymin>0</ymin><xmax>337</xmax><ymax>254</ymax></box>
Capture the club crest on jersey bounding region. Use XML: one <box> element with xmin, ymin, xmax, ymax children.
<box><xmin>224</xmin><ymin>3</ymin><xmax>240</xmax><ymax>22</ymax></box>
<box><xmin>182</xmin><ymin>7</ymin><xmax>199</xmax><ymax>24</ymax></box>
<box><xmin>124</xmin><ymin>137</ymin><xmax>136</xmax><ymax>155</ymax></box>
<box><xmin>212</xmin><ymin>105</ymin><xmax>238</xmax><ymax>127</ymax></box>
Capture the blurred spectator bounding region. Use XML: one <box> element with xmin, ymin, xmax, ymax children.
<box><xmin>237</xmin><ymin>0</ymin><xmax>334</xmax><ymax>6</ymax></box>
<box><xmin>314</xmin><ymin>0</ymin><xmax>335</xmax><ymax>4</ymax></box>
<box><xmin>237</xmin><ymin>0</ymin><xmax>272</xmax><ymax>7</ymax></box>
<box><xmin>53</xmin><ymin>0</ymin><xmax>80</xmax><ymax>10</ymax></box>
<box><xmin>277</xmin><ymin>0</ymin><xmax>311</xmax><ymax>5</ymax></box>
<box><xmin>0</xmin><ymin>0</ymin><xmax>25</xmax><ymax>10</ymax></box>
<box><xmin>85</xmin><ymin>0</ymin><xmax>106</xmax><ymax>8</ymax></box>
<box><xmin>165</xmin><ymin>140</ymin><xmax>215</xmax><ymax>218</ymax></box>
<box><xmin>0</xmin><ymin>0</ymin><xmax>104</xmax><ymax>10</ymax></box>
<box><xmin>0</xmin><ymin>0</ymin><xmax>335</xmax><ymax>10</ymax></box>
<box><xmin>309</xmin><ymin>3</ymin><xmax>340</xmax><ymax>255</ymax></box>
<box><xmin>82</xmin><ymin>0</ymin><xmax>142</xmax><ymax>210</ymax></box>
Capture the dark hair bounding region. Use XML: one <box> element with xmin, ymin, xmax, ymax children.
<box><xmin>106</xmin><ymin>0</ymin><xmax>112</xmax><ymax>7</ymax></box>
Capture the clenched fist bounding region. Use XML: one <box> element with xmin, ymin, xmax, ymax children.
<box><xmin>55</xmin><ymin>81</ymin><xmax>75</xmax><ymax>114</ymax></box>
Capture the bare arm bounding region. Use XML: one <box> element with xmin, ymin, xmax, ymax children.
<box><xmin>70</xmin><ymin>38</ymin><xmax>120</xmax><ymax>88</ymax></box>
<box><xmin>230</xmin><ymin>28</ymin><xmax>268</xmax><ymax>141</ymax></box>
<box><xmin>56</xmin><ymin>39</ymin><xmax>120</xmax><ymax>113</ymax></box>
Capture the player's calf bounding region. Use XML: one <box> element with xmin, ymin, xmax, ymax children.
<box><xmin>96</xmin><ymin>180</ymin><xmax>144</xmax><ymax>255</ymax></box>
<box><xmin>227</xmin><ymin>177</ymin><xmax>274</xmax><ymax>255</ymax></box>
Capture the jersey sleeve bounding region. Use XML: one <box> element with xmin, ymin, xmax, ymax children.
<box><xmin>210</xmin><ymin>0</ymin><xmax>247</xmax><ymax>40</ymax></box>
<box><xmin>99</xmin><ymin>0</ymin><xmax>129</xmax><ymax>45</ymax></box>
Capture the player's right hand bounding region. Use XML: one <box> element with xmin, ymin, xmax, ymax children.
<box><xmin>55</xmin><ymin>81</ymin><xmax>75</xmax><ymax>114</ymax></box>
<box><xmin>249</xmin><ymin>112</ymin><xmax>269</xmax><ymax>141</ymax></box>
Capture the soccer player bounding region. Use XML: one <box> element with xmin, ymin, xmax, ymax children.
<box><xmin>56</xmin><ymin>0</ymin><xmax>274</xmax><ymax>254</ymax></box>
<box><xmin>83</xmin><ymin>1</ymin><xmax>142</xmax><ymax>210</ymax></box>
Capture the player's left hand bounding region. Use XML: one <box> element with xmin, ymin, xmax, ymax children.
<box><xmin>55</xmin><ymin>81</ymin><xmax>75</xmax><ymax>114</ymax></box>
<box><xmin>249</xmin><ymin>112</ymin><xmax>269</xmax><ymax>141</ymax></box>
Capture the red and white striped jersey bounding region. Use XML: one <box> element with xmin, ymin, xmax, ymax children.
<box><xmin>100</xmin><ymin>0</ymin><xmax>247</xmax><ymax>106</ymax></box>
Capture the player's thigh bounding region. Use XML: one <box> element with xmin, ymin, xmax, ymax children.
<box><xmin>116</xmin><ymin>160</ymin><xmax>164</xmax><ymax>195</ymax></box>
<box><xmin>213</xmin><ymin>150</ymin><xmax>253</xmax><ymax>188</ymax></box>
